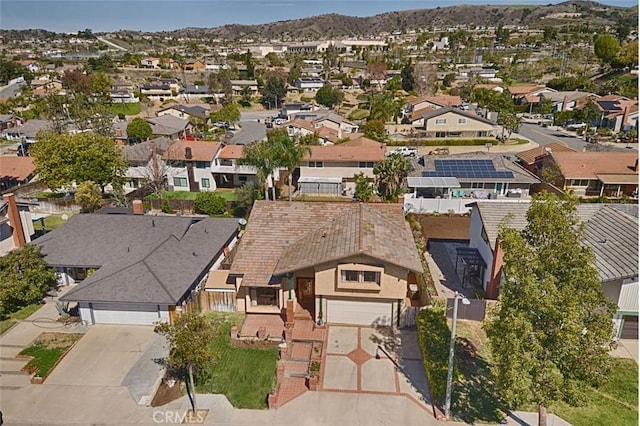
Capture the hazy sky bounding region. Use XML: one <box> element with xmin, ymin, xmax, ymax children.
<box><xmin>1</xmin><ymin>0</ymin><xmax>636</xmax><ymax>33</ymax></box>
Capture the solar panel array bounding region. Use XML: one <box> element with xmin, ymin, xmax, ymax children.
<box><xmin>422</xmin><ymin>159</ymin><xmax>514</xmax><ymax>179</ymax></box>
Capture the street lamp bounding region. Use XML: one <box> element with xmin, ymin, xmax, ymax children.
<box><xmin>444</xmin><ymin>291</ymin><xmax>470</xmax><ymax>420</ymax></box>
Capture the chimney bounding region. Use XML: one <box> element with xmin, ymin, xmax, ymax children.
<box><xmin>622</xmin><ymin>106</ymin><xmax>629</xmax><ymax>128</ymax></box>
<box><xmin>132</xmin><ymin>199</ymin><xmax>144</xmax><ymax>215</ymax></box>
<box><xmin>3</xmin><ymin>193</ymin><xmax>26</xmax><ymax>248</ymax></box>
<box><xmin>486</xmin><ymin>237</ymin><xmax>503</xmax><ymax>300</ymax></box>
<box><xmin>185</xmin><ymin>146</ymin><xmax>192</xmax><ymax>159</ymax></box>
<box><xmin>11</xmin><ymin>112</ymin><xmax>17</xmax><ymax>129</ymax></box>
<box><xmin>561</xmin><ymin>95</ymin><xmax>568</xmax><ymax>112</ymax></box>
<box><xmin>634</xmin><ymin>158</ymin><xmax>638</xmax><ymax>173</ymax></box>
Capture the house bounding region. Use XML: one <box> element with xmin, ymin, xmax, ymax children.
<box><xmin>419</xmin><ymin>107</ymin><xmax>497</xmax><ymax>138</ymax></box>
<box><xmin>467</xmin><ymin>201</ymin><xmax>638</xmax><ymax>339</ymax></box>
<box><xmin>279</xmin><ymin>102</ymin><xmax>315</xmax><ymax>120</ymax></box>
<box><xmin>540</xmin><ymin>91</ymin><xmax>598</xmax><ymax>112</ymax></box>
<box><xmin>230</xmin><ymin>80</ymin><xmax>259</xmax><ymax>96</ymax></box>
<box><xmin>0</xmin><ymin>193</ymin><xmax>38</xmax><ymax>256</ymax></box>
<box><xmin>110</xmin><ymin>80</ymin><xmax>138</xmax><ymax>104</ymax></box>
<box><xmin>299</xmin><ymin>138</ymin><xmax>386</xmax><ymax>196</ymax></box>
<box><xmin>314</xmin><ymin>112</ymin><xmax>359</xmax><ymax>135</ymax></box>
<box><xmin>145</xmin><ymin>115</ymin><xmax>193</xmax><ymax>139</ymax></box>
<box><xmin>507</xmin><ymin>85</ymin><xmax>556</xmax><ymax>105</ymax></box>
<box><xmin>595</xmin><ymin>96</ymin><xmax>639</xmax><ymax>133</ymax></box>
<box><xmin>1</xmin><ymin>119</ymin><xmax>53</xmax><ymax>144</ymax></box>
<box><xmin>30</xmin><ymin>77</ymin><xmax>63</xmax><ymax>97</ymax></box>
<box><xmin>221</xmin><ymin>201</ymin><xmax>422</xmax><ymax>327</ymax></box>
<box><xmin>295</xmin><ymin>78</ymin><xmax>325</xmax><ymax>92</ymax></box>
<box><xmin>180</xmin><ymin>85</ymin><xmax>210</xmax><ymax>98</ymax></box>
<box><xmin>17</xmin><ymin>60</ymin><xmax>39</xmax><ymax>73</ymax></box>
<box><xmin>0</xmin><ymin>114</ymin><xmax>22</xmax><ymax>131</ymax></box>
<box><xmin>140</xmin><ymin>57</ymin><xmax>160</xmax><ymax>68</ymax></box>
<box><xmin>515</xmin><ymin>142</ymin><xmax>577</xmax><ymax>174</ymax></box>
<box><xmin>402</xmin><ymin>95</ymin><xmax>463</xmax><ymax>122</ymax></box>
<box><xmin>211</xmin><ymin>144</ymin><xmax>259</xmax><ymax>188</ymax></box>
<box><xmin>35</xmin><ymin>212</ymin><xmax>240</xmax><ymax>325</ymax></box>
<box><xmin>163</xmin><ymin>139</ymin><xmax>220</xmax><ymax>192</ymax></box>
<box><xmin>158</xmin><ymin>104</ymin><xmax>211</xmax><ymax>125</ymax></box>
<box><xmin>405</xmin><ymin>151</ymin><xmax>539</xmax><ymax>213</ymax></box>
<box><xmin>0</xmin><ymin>156</ymin><xmax>36</xmax><ymax>191</ymax></box>
<box><xmin>184</xmin><ymin>59</ymin><xmax>206</xmax><ymax>71</ymax></box>
<box><xmin>121</xmin><ymin>137</ymin><xmax>173</xmax><ymax>193</ymax></box>
<box><xmin>140</xmin><ymin>78</ymin><xmax>180</xmax><ymax>98</ymax></box>
<box><xmin>535</xmin><ymin>151</ymin><xmax>638</xmax><ymax>198</ymax></box>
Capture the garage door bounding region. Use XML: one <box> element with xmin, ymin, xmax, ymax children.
<box><xmin>621</xmin><ymin>315</ymin><xmax>638</xmax><ymax>339</ymax></box>
<box><xmin>90</xmin><ymin>303</ymin><xmax>160</xmax><ymax>325</ymax></box>
<box><xmin>327</xmin><ymin>299</ymin><xmax>392</xmax><ymax>326</ymax></box>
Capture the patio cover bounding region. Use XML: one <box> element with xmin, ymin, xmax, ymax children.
<box><xmin>596</xmin><ymin>174</ymin><xmax>639</xmax><ymax>185</ymax></box>
<box><xmin>204</xmin><ymin>270</ymin><xmax>236</xmax><ymax>291</ymax></box>
<box><xmin>297</xmin><ymin>177</ymin><xmax>343</xmax><ymax>184</ymax></box>
<box><xmin>407</xmin><ymin>176</ymin><xmax>461</xmax><ymax>188</ymax></box>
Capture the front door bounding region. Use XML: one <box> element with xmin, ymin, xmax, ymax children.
<box><xmin>296</xmin><ymin>278</ymin><xmax>315</xmax><ymax>317</ymax></box>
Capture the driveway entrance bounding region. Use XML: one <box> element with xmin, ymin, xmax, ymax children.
<box><xmin>321</xmin><ymin>326</ymin><xmax>433</xmax><ymax>413</ymax></box>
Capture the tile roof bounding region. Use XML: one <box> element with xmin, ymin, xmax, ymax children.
<box><xmin>515</xmin><ymin>143</ymin><xmax>577</xmax><ymax>165</ymax></box>
<box><xmin>122</xmin><ymin>137</ymin><xmax>172</xmax><ymax>165</ymax></box>
<box><xmin>303</xmin><ymin>143</ymin><xmax>386</xmax><ymax>162</ymax></box>
<box><xmin>230</xmin><ymin>201</ymin><xmax>422</xmax><ymax>287</ymax></box>
<box><xmin>473</xmin><ymin>202</ymin><xmax>638</xmax><ymax>283</ymax></box>
<box><xmin>550</xmin><ymin>151</ymin><xmax>638</xmax><ymax>179</ymax></box>
<box><xmin>409</xmin><ymin>95</ymin><xmax>462</xmax><ymax>107</ymax></box>
<box><xmin>36</xmin><ymin>214</ymin><xmax>239</xmax><ymax>304</ymax></box>
<box><xmin>217</xmin><ymin>144</ymin><xmax>245</xmax><ymax>160</ymax></box>
<box><xmin>0</xmin><ymin>156</ymin><xmax>35</xmax><ymax>181</ymax></box>
<box><xmin>419</xmin><ymin>106</ymin><xmax>496</xmax><ymax>125</ymax></box>
<box><xmin>507</xmin><ymin>85</ymin><xmax>546</xmax><ymax>96</ymax></box>
<box><xmin>163</xmin><ymin>140</ymin><xmax>221</xmax><ymax>161</ymax></box>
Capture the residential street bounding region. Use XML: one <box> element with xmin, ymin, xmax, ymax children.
<box><xmin>519</xmin><ymin>122</ymin><xmax>638</xmax><ymax>152</ymax></box>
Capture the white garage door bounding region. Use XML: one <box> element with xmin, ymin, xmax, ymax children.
<box><xmin>327</xmin><ymin>299</ymin><xmax>392</xmax><ymax>326</ymax></box>
<box><xmin>90</xmin><ymin>303</ymin><xmax>160</xmax><ymax>325</ymax></box>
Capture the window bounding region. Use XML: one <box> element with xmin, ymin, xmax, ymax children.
<box><xmin>435</xmin><ymin>131</ymin><xmax>447</xmax><ymax>138</ymax></box>
<box><xmin>359</xmin><ymin>162</ymin><xmax>374</xmax><ymax>168</ymax></box>
<box><xmin>251</xmin><ymin>287</ymin><xmax>278</xmax><ymax>306</ymax></box>
<box><xmin>340</xmin><ymin>269</ymin><xmax>381</xmax><ymax>285</ymax></box>
<box><xmin>239</xmin><ymin>176</ymin><xmax>248</xmax><ymax>182</ymax></box>
<box><xmin>308</xmin><ymin>161</ymin><xmax>324</xmax><ymax>168</ymax></box>
<box><xmin>435</xmin><ymin>118</ymin><xmax>447</xmax><ymax>125</ymax></box>
<box><xmin>470</xmin><ymin>182</ymin><xmax>484</xmax><ymax>189</ymax></box>
<box><xmin>168</xmin><ymin>160</ymin><xmax>186</xmax><ymax>168</ymax></box>
<box><xmin>196</xmin><ymin>161</ymin><xmax>209</xmax><ymax>169</ymax></box>
<box><xmin>571</xmin><ymin>179</ymin><xmax>588</xmax><ymax>186</ymax></box>
<box><xmin>458</xmin><ymin>118</ymin><xmax>467</xmax><ymax>124</ymax></box>
<box><xmin>363</xmin><ymin>271</ymin><xmax>381</xmax><ymax>283</ymax></box>
<box><xmin>201</xmin><ymin>178</ymin><xmax>210</xmax><ymax>188</ymax></box>
<box><xmin>173</xmin><ymin>177</ymin><xmax>188</xmax><ymax>187</ymax></box>
<box><xmin>341</xmin><ymin>270</ymin><xmax>359</xmax><ymax>282</ymax></box>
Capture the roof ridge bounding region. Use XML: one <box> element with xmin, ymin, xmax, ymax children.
<box><xmin>357</xmin><ymin>203</ymin><xmax>364</xmax><ymax>254</ymax></box>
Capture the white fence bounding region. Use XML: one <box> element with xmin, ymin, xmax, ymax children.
<box><xmin>404</xmin><ymin>195</ymin><xmax>472</xmax><ymax>214</ymax></box>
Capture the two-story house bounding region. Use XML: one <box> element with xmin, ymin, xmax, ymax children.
<box><xmin>163</xmin><ymin>140</ymin><xmax>221</xmax><ymax>192</ymax></box>
<box><xmin>211</xmin><ymin>144</ymin><xmax>259</xmax><ymax>188</ymax></box>
<box><xmin>420</xmin><ymin>107</ymin><xmax>497</xmax><ymax>138</ymax></box>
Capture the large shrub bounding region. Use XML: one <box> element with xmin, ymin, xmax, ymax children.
<box><xmin>417</xmin><ymin>304</ymin><xmax>452</xmax><ymax>403</ymax></box>
<box><xmin>194</xmin><ymin>192</ymin><xmax>227</xmax><ymax>216</ymax></box>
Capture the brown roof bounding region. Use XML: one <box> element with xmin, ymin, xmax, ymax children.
<box><xmin>303</xmin><ymin>144</ymin><xmax>386</xmax><ymax>162</ymax></box>
<box><xmin>407</xmin><ymin>95</ymin><xmax>462</xmax><ymax>107</ymax></box>
<box><xmin>516</xmin><ymin>143</ymin><xmax>577</xmax><ymax>165</ymax></box>
<box><xmin>507</xmin><ymin>85</ymin><xmax>546</xmax><ymax>96</ymax></box>
<box><xmin>217</xmin><ymin>144</ymin><xmax>245</xmax><ymax>160</ymax></box>
<box><xmin>162</xmin><ymin>140</ymin><xmax>221</xmax><ymax>161</ymax></box>
<box><xmin>288</xmin><ymin>119</ymin><xmax>316</xmax><ymax>132</ymax></box>
<box><xmin>230</xmin><ymin>201</ymin><xmax>422</xmax><ymax>287</ymax></box>
<box><xmin>0</xmin><ymin>156</ymin><xmax>35</xmax><ymax>181</ymax></box>
<box><xmin>409</xmin><ymin>107</ymin><xmax>435</xmax><ymax>122</ymax></box>
<box><xmin>550</xmin><ymin>152</ymin><xmax>639</xmax><ymax>179</ymax></box>
<box><xmin>340</xmin><ymin>136</ymin><xmax>380</xmax><ymax>147</ymax></box>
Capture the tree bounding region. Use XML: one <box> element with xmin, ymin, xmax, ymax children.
<box><xmin>442</xmin><ymin>73</ymin><xmax>456</xmax><ymax>88</ymax></box>
<box><xmin>262</xmin><ymin>71</ymin><xmax>287</xmax><ymax>108</ymax></box>
<box><xmin>61</xmin><ymin>69</ymin><xmax>93</xmax><ymax>95</ymax></box>
<box><xmin>241</xmin><ymin>140</ymin><xmax>279</xmax><ymax>201</ymax></box>
<box><xmin>539</xmin><ymin>98</ymin><xmax>553</xmax><ymax>116</ymax></box>
<box><xmin>269</xmin><ymin>129</ymin><xmax>311</xmax><ymax>202</ymax></box>
<box><xmin>210</xmin><ymin>102</ymin><xmax>240</xmax><ymax>128</ymax></box>
<box><xmin>154</xmin><ymin>313</ymin><xmax>218</xmax><ymax>415</ymax></box>
<box><xmin>126</xmin><ymin>118</ymin><xmax>153</xmax><ymax>142</ymax></box>
<box><xmin>75</xmin><ymin>181</ymin><xmax>104</xmax><ymax>212</ymax></box>
<box><xmin>0</xmin><ymin>245</ymin><xmax>57</xmax><ymax>318</ymax></box>
<box><xmin>593</xmin><ymin>34</ymin><xmax>621</xmax><ymax>65</ymax></box>
<box><xmin>194</xmin><ymin>192</ymin><xmax>227</xmax><ymax>216</ymax></box>
<box><xmin>401</xmin><ymin>62</ymin><xmax>415</xmax><ymax>92</ymax></box>
<box><xmin>497</xmin><ymin>112</ymin><xmax>521</xmax><ymax>141</ymax></box>
<box><xmin>373</xmin><ymin>153</ymin><xmax>410</xmax><ymax>202</ymax></box>
<box><xmin>265</xmin><ymin>52</ymin><xmax>284</xmax><ymax>67</ymax></box>
<box><xmin>92</xmin><ymin>72</ymin><xmax>112</xmax><ymax>102</ymax></box>
<box><xmin>208</xmin><ymin>69</ymin><xmax>233</xmax><ymax>105</ymax></box>
<box><xmin>575</xmin><ymin>99</ymin><xmax>601</xmax><ymax>138</ymax></box>
<box><xmin>412</xmin><ymin>63</ymin><xmax>438</xmax><ymax>96</ymax></box>
<box><xmin>353</xmin><ymin>172</ymin><xmax>374</xmax><ymax>202</ymax></box>
<box><xmin>485</xmin><ymin>193</ymin><xmax>617</xmax><ymax>426</ymax></box>
<box><xmin>366</xmin><ymin>62</ymin><xmax>387</xmax><ymax>89</ymax></box>
<box><xmin>362</xmin><ymin>119</ymin><xmax>387</xmax><ymax>142</ymax></box>
<box><xmin>31</xmin><ymin>131</ymin><xmax>127</xmax><ymax>192</ymax></box>
<box><xmin>315</xmin><ymin>85</ymin><xmax>343</xmax><ymax>108</ymax></box>
<box><xmin>611</xmin><ymin>40</ymin><xmax>638</xmax><ymax>70</ymax></box>
<box><xmin>234</xmin><ymin>182</ymin><xmax>259</xmax><ymax>217</ymax></box>
<box><xmin>0</xmin><ymin>59</ymin><xmax>30</xmax><ymax>85</ymax></box>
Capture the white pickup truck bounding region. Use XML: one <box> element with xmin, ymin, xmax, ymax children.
<box><xmin>386</xmin><ymin>147</ymin><xmax>418</xmax><ymax>157</ymax></box>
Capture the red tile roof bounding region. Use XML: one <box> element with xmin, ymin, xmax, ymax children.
<box><xmin>217</xmin><ymin>144</ymin><xmax>245</xmax><ymax>160</ymax></box>
<box><xmin>515</xmin><ymin>143</ymin><xmax>577</xmax><ymax>165</ymax></box>
<box><xmin>0</xmin><ymin>156</ymin><xmax>35</xmax><ymax>181</ymax></box>
<box><xmin>550</xmin><ymin>151</ymin><xmax>638</xmax><ymax>179</ymax></box>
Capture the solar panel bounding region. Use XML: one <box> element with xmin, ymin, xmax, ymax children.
<box><xmin>423</xmin><ymin>159</ymin><xmax>514</xmax><ymax>179</ymax></box>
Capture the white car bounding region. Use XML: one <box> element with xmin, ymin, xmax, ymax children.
<box><xmin>273</xmin><ymin>118</ymin><xmax>287</xmax><ymax>125</ymax></box>
<box><xmin>386</xmin><ymin>147</ymin><xmax>418</xmax><ymax>157</ymax></box>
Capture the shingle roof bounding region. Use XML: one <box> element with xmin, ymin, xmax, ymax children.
<box><xmin>35</xmin><ymin>214</ymin><xmax>239</xmax><ymax>304</ymax></box>
<box><xmin>122</xmin><ymin>137</ymin><xmax>172</xmax><ymax>165</ymax></box>
<box><xmin>146</xmin><ymin>115</ymin><xmax>190</xmax><ymax>136</ymax></box>
<box><xmin>303</xmin><ymin>143</ymin><xmax>386</xmax><ymax>162</ymax></box>
<box><xmin>163</xmin><ymin>140</ymin><xmax>221</xmax><ymax>161</ymax></box>
<box><xmin>550</xmin><ymin>151</ymin><xmax>638</xmax><ymax>179</ymax></box>
<box><xmin>515</xmin><ymin>143</ymin><xmax>577</xmax><ymax>165</ymax></box>
<box><xmin>230</xmin><ymin>201</ymin><xmax>422</xmax><ymax>287</ymax></box>
<box><xmin>473</xmin><ymin>202</ymin><xmax>638</xmax><ymax>282</ymax></box>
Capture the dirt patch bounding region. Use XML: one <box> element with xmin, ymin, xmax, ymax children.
<box><xmin>151</xmin><ymin>374</ymin><xmax>184</xmax><ymax>407</ymax></box>
<box><xmin>31</xmin><ymin>332</ymin><xmax>84</xmax><ymax>349</ymax></box>
<box><xmin>418</xmin><ymin>214</ymin><xmax>471</xmax><ymax>241</ymax></box>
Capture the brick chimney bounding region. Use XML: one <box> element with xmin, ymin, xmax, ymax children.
<box><xmin>486</xmin><ymin>237</ymin><xmax>503</xmax><ymax>300</ymax></box>
<box><xmin>634</xmin><ymin>158</ymin><xmax>638</xmax><ymax>173</ymax></box>
<box><xmin>3</xmin><ymin>193</ymin><xmax>26</xmax><ymax>248</ymax></box>
<box><xmin>561</xmin><ymin>95</ymin><xmax>568</xmax><ymax>112</ymax></box>
<box><xmin>132</xmin><ymin>199</ymin><xmax>144</xmax><ymax>215</ymax></box>
<box><xmin>185</xmin><ymin>146</ymin><xmax>192</xmax><ymax>159</ymax></box>
<box><xmin>622</xmin><ymin>107</ymin><xmax>629</xmax><ymax>128</ymax></box>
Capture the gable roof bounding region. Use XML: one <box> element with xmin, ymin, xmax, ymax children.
<box><xmin>163</xmin><ymin>140</ymin><xmax>221</xmax><ymax>162</ymax></box>
<box><xmin>507</xmin><ymin>85</ymin><xmax>547</xmax><ymax>96</ymax></box>
<box><xmin>35</xmin><ymin>214</ymin><xmax>239</xmax><ymax>304</ymax></box>
<box><xmin>420</xmin><ymin>107</ymin><xmax>496</xmax><ymax>125</ymax></box>
<box><xmin>515</xmin><ymin>143</ymin><xmax>577</xmax><ymax>165</ymax></box>
<box><xmin>146</xmin><ymin>115</ymin><xmax>190</xmax><ymax>136</ymax></box>
<box><xmin>549</xmin><ymin>151</ymin><xmax>638</xmax><ymax>179</ymax></box>
<box><xmin>217</xmin><ymin>144</ymin><xmax>245</xmax><ymax>160</ymax></box>
<box><xmin>408</xmin><ymin>95</ymin><xmax>462</xmax><ymax>108</ymax></box>
<box><xmin>230</xmin><ymin>201</ymin><xmax>422</xmax><ymax>287</ymax></box>
<box><xmin>303</xmin><ymin>143</ymin><xmax>386</xmax><ymax>162</ymax></box>
<box><xmin>122</xmin><ymin>137</ymin><xmax>172</xmax><ymax>165</ymax></box>
<box><xmin>473</xmin><ymin>202</ymin><xmax>638</xmax><ymax>283</ymax></box>
<box><xmin>0</xmin><ymin>156</ymin><xmax>35</xmax><ymax>181</ymax></box>
<box><xmin>159</xmin><ymin>104</ymin><xmax>209</xmax><ymax>120</ymax></box>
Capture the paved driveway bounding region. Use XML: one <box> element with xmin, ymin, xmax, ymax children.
<box><xmin>321</xmin><ymin>326</ymin><xmax>433</xmax><ymax>415</ymax></box>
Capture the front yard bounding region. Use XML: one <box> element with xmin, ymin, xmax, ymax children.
<box><xmin>0</xmin><ymin>303</ymin><xmax>44</xmax><ymax>335</ymax></box>
<box><xmin>196</xmin><ymin>312</ymin><xmax>279</xmax><ymax>409</ymax></box>
<box><xmin>19</xmin><ymin>332</ymin><xmax>83</xmax><ymax>379</ymax></box>
<box><xmin>452</xmin><ymin>319</ymin><xmax>639</xmax><ymax>425</ymax></box>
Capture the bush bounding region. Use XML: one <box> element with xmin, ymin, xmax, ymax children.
<box><xmin>194</xmin><ymin>192</ymin><xmax>227</xmax><ymax>216</ymax></box>
<box><xmin>386</xmin><ymin>139</ymin><xmax>499</xmax><ymax>147</ymax></box>
<box><xmin>417</xmin><ymin>304</ymin><xmax>452</xmax><ymax>403</ymax></box>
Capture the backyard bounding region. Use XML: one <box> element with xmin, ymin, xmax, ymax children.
<box><xmin>451</xmin><ymin>319</ymin><xmax>639</xmax><ymax>425</ymax></box>
<box><xmin>196</xmin><ymin>312</ymin><xmax>279</xmax><ymax>409</ymax></box>
<box><xmin>146</xmin><ymin>190</ymin><xmax>237</xmax><ymax>202</ymax></box>
<box><xmin>109</xmin><ymin>102</ymin><xmax>142</xmax><ymax>116</ymax></box>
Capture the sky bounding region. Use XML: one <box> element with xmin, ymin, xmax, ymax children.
<box><xmin>0</xmin><ymin>0</ymin><xmax>636</xmax><ymax>33</ymax></box>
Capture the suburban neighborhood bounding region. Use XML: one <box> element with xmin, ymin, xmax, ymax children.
<box><xmin>0</xmin><ymin>1</ymin><xmax>638</xmax><ymax>425</ymax></box>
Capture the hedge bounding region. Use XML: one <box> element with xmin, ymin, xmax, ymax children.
<box><xmin>387</xmin><ymin>139</ymin><xmax>498</xmax><ymax>147</ymax></box>
<box><xmin>417</xmin><ymin>304</ymin><xmax>452</xmax><ymax>403</ymax></box>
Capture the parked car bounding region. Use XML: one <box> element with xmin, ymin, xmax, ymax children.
<box><xmin>273</xmin><ymin>118</ymin><xmax>287</xmax><ymax>125</ymax></box>
<box><xmin>386</xmin><ymin>147</ymin><xmax>418</xmax><ymax>157</ymax></box>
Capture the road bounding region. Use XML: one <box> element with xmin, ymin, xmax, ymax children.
<box><xmin>518</xmin><ymin>122</ymin><xmax>589</xmax><ymax>151</ymax></box>
<box><xmin>241</xmin><ymin>110</ymin><xmax>276</xmax><ymax>121</ymax></box>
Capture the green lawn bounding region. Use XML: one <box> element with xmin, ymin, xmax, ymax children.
<box><xmin>33</xmin><ymin>213</ymin><xmax>74</xmax><ymax>232</ymax></box>
<box><xmin>110</xmin><ymin>102</ymin><xmax>141</xmax><ymax>116</ymax></box>
<box><xmin>0</xmin><ymin>303</ymin><xmax>44</xmax><ymax>336</ymax></box>
<box><xmin>146</xmin><ymin>190</ymin><xmax>237</xmax><ymax>202</ymax></box>
<box><xmin>196</xmin><ymin>312</ymin><xmax>279</xmax><ymax>409</ymax></box>
<box><xmin>452</xmin><ymin>320</ymin><xmax>639</xmax><ymax>425</ymax></box>
<box><xmin>19</xmin><ymin>333</ymin><xmax>82</xmax><ymax>378</ymax></box>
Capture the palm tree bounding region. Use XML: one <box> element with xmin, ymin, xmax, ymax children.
<box><xmin>270</xmin><ymin>129</ymin><xmax>311</xmax><ymax>202</ymax></box>
<box><xmin>240</xmin><ymin>140</ymin><xmax>277</xmax><ymax>201</ymax></box>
